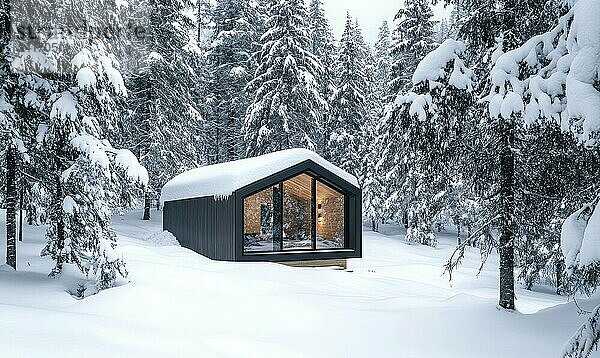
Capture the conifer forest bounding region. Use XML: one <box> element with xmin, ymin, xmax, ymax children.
<box><xmin>1</xmin><ymin>0</ymin><xmax>600</xmax><ymax>357</ymax></box>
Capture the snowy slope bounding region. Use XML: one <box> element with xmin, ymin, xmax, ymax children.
<box><xmin>0</xmin><ymin>209</ymin><xmax>594</xmax><ymax>358</ymax></box>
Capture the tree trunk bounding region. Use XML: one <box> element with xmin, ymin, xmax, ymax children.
<box><xmin>457</xmin><ymin>221</ymin><xmax>461</xmax><ymax>246</ymax></box>
<box><xmin>52</xmin><ymin>136</ymin><xmax>66</xmax><ymax>275</ymax></box>
<box><xmin>556</xmin><ymin>257</ymin><xmax>564</xmax><ymax>295</ymax></box>
<box><xmin>18</xmin><ymin>186</ymin><xmax>23</xmax><ymax>242</ymax></box>
<box><xmin>143</xmin><ymin>189</ymin><xmax>151</xmax><ymax>220</ymax></box>
<box><xmin>5</xmin><ymin>146</ymin><xmax>17</xmax><ymax>269</ymax></box>
<box><xmin>498</xmin><ymin>118</ymin><xmax>515</xmax><ymax>310</ymax></box>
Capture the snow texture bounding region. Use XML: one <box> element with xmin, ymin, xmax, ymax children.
<box><xmin>161</xmin><ymin>148</ymin><xmax>359</xmax><ymax>203</ymax></box>
<box><xmin>114</xmin><ymin>149</ymin><xmax>149</xmax><ymax>186</ymax></box>
<box><xmin>62</xmin><ymin>196</ymin><xmax>78</xmax><ymax>215</ymax></box>
<box><xmin>487</xmin><ymin>0</ymin><xmax>600</xmax><ymax>145</ymax></box>
<box><xmin>561</xmin><ymin>205</ymin><xmax>590</xmax><ymax>269</ymax></box>
<box><xmin>411</xmin><ymin>39</ymin><xmax>472</xmax><ymax>90</ymax></box>
<box><xmin>0</xmin><ymin>209</ymin><xmax>588</xmax><ymax>358</ymax></box>
<box><xmin>141</xmin><ymin>231</ymin><xmax>181</xmax><ymax>247</ymax></box>
<box><xmin>578</xmin><ymin>204</ymin><xmax>600</xmax><ymax>267</ymax></box>
<box><xmin>50</xmin><ymin>92</ymin><xmax>77</xmax><ymax>120</ymax></box>
<box><xmin>76</xmin><ymin>67</ymin><xmax>97</xmax><ymax>90</ymax></box>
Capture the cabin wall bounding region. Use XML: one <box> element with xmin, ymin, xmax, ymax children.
<box><xmin>163</xmin><ymin>196</ymin><xmax>235</xmax><ymax>260</ymax></box>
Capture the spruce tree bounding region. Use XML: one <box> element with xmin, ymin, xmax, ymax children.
<box><xmin>244</xmin><ymin>0</ymin><xmax>326</xmax><ymax>156</ymax></box>
<box><xmin>379</xmin><ymin>39</ymin><xmax>474</xmax><ymax>246</ymax></box>
<box><xmin>328</xmin><ymin>13</ymin><xmax>368</xmax><ymax>178</ymax></box>
<box><xmin>307</xmin><ymin>0</ymin><xmax>336</xmax><ymax>153</ymax></box>
<box><xmin>127</xmin><ymin>0</ymin><xmax>205</xmax><ymax>219</ymax></box>
<box><xmin>206</xmin><ymin>0</ymin><xmax>263</xmax><ymax>163</ymax></box>
<box><xmin>389</xmin><ymin>0</ymin><xmax>436</xmax><ymax>95</ymax></box>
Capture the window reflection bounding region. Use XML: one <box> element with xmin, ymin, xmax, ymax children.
<box><xmin>243</xmin><ymin>173</ymin><xmax>346</xmax><ymax>253</ymax></box>
<box><xmin>316</xmin><ymin>181</ymin><xmax>345</xmax><ymax>248</ymax></box>
<box><xmin>243</xmin><ymin>185</ymin><xmax>277</xmax><ymax>252</ymax></box>
<box><xmin>283</xmin><ymin>174</ymin><xmax>313</xmax><ymax>250</ymax></box>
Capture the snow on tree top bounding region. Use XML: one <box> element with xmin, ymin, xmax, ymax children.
<box><xmin>411</xmin><ymin>39</ymin><xmax>472</xmax><ymax>90</ymax></box>
<box><xmin>161</xmin><ymin>148</ymin><xmax>359</xmax><ymax>202</ymax></box>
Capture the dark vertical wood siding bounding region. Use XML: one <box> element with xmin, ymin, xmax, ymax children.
<box><xmin>163</xmin><ymin>196</ymin><xmax>235</xmax><ymax>260</ymax></box>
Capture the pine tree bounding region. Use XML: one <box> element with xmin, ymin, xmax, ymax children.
<box><xmin>373</xmin><ymin>20</ymin><xmax>392</xmax><ymax>104</ymax></box>
<box><xmin>36</xmin><ymin>42</ymin><xmax>147</xmax><ymax>291</ymax></box>
<box><xmin>127</xmin><ymin>0</ymin><xmax>206</xmax><ymax>220</ymax></box>
<box><xmin>380</xmin><ymin>39</ymin><xmax>474</xmax><ymax>246</ymax></box>
<box><xmin>9</xmin><ymin>0</ymin><xmax>148</xmax><ymax>290</ymax></box>
<box><xmin>1</xmin><ymin>0</ymin><xmax>27</xmax><ymax>270</ymax></box>
<box><xmin>436</xmin><ymin>18</ymin><xmax>450</xmax><ymax>43</ymax></box>
<box><xmin>244</xmin><ymin>0</ymin><xmax>326</xmax><ymax>156</ymax></box>
<box><xmin>328</xmin><ymin>13</ymin><xmax>368</xmax><ymax>178</ymax></box>
<box><xmin>307</xmin><ymin>0</ymin><xmax>337</xmax><ymax>153</ymax></box>
<box><xmin>440</xmin><ymin>0</ymin><xmax>575</xmax><ymax>310</ymax></box>
<box><xmin>389</xmin><ymin>0</ymin><xmax>436</xmax><ymax>95</ymax></box>
<box><xmin>206</xmin><ymin>0</ymin><xmax>263</xmax><ymax>163</ymax></box>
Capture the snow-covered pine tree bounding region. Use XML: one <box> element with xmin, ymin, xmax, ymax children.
<box><xmin>436</xmin><ymin>18</ymin><xmax>450</xmax><ymax>43</ymax></box>
<box><xmin>353</xmin><ymin>19</ymin><xmax>377</xmax><ymax>129</ymax></box>
<box><xmin>373</xmin><ymin>21</ymin><xmax>392</xmax><ymax>104</ymax></box>
<box><xmin>362</xmin><ymin>20</ymin><xmax>393</xmax><ymax>231</ymax></box>
<box><xmin>0</xmin><ymin>0</ymin><xmax>18</xmax><ymax>269</ymax></box>
<box><xmin>34</xmin><ymin>42</ymin><xmax>148</xmax><ymax>291</ymax></box>
<box><xmin>379</xmin><ymin>39</ymin><xmax>474</xmax><ymax>247</ymax></box>
<box><xmin>327</xmin><ymin>13</ymin><xmax>368</xmax><ymax>178</ymax></box>
<box><xmin>127</xmin><ymin>0</ymin><xmax>205</xmax><ymax>220</ymax></box>
<box><xmin>10</xmin><ymin>0</ymin><xmax>148</xmax><ymax>290</ymax></box>
<box><xmin>206</xmin><ymin>0</ymin><xmax>264</xmax><ymax>163</ymax></box>
<box><xmin>307</xmin><ymin>0</ymin><xmax>337</xmax><ymax>153</ymax></box>
<box><xmin>476</xmin><ymin>0</ymin><xmax>600</xmax><ymax>354</ymax></box>
<box><xmin>389</xmin><ymin>0</ymin><xmax>436</xmax><ymax>95</ymax></box>
<box><xmin>244</xmin><ymin>0</ymin><xmax>326</xmax><ymax>156</ymax></box>
<box><xmin>436</xmin><ymin>0</ymin><xmax>565</xmax><ymax>310</ymax></box>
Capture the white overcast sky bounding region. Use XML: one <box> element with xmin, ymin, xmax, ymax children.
<box><xmin>321</xmin><ymin>0</ymin><xmax>453</xmax><ymax>44</ymax></box>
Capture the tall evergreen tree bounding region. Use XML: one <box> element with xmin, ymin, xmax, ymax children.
<box><xmin>440</xmin><ymin>0</ymin><xmax>569</xmax><ymax>310</ymax></box>
<box><xmin>379</xmin><ymin>39</ymin><xmax>474</xmax><ymax>246</ymax></box>
<box><xmin>127</xmin><ymin>0</ymin><xmax>205</xmax><ymax>220</ymax></box>
<box><xmin>244</xmin><ymin>0</ymin><xmax>326</xmax><ymax>156</ymax></box>
<box><xmin>328</xmin><ymin>13</ymin><xmax>368</xmax><ymax>178</ymax></box>
<box><xmin>205</xmin><ymin>0</ymin><xmax>264</xmax><ymax>163</ymax></box>
<box><xmin>0</xmin><ymin>0</ymin><xmax>18</xmax><ymax>270</ymax></box>
<box><xmin>389</xmin><ymin>0</ymin><xmax>436</xmax><ymax>95</ymax></box>
<box><xmin>8</xmin><ymin>0</ymin><xmax>148</xmax><ymax>291</ymax></box>
<box><xmin>373</xmin><ymin>20</ymin><xmax>392</xmax><ymax>104</ymax></box>
<box><xmin>307</xmin><ymin>0</ymin><xmax>337</xmax><ymax>153</ymax></box>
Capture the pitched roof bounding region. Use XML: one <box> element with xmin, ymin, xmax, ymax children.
<box><xmin>160</xmin><ymin>148</ymin><xmax>359</xmax><ymax>203</ymax></box>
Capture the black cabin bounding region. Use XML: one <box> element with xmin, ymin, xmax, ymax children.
<box><xmin>161</xmin><ymin>149</ymin><xmax>362</xmax><ymax>263</ymax></box>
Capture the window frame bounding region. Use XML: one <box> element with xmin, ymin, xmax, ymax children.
<box><xmin>241</xmin><ymin>171</ymin><xmax>348</xmax><ymax>255</ymax></box>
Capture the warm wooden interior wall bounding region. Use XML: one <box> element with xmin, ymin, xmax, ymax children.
<box><xmin>317</xmin><ymin>196</ymin><xmax>344</xmax><ymax>241</ymax></box>
<box><xmin>243</xmin><ymin>189</ymin><xmax>272</xmax><ymax>235</ymax></box>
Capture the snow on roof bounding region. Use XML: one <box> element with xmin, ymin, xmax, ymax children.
<box><xmin>161</xmin><ymin>148</ymin><xmax>359</xmax><ymax>203</ymax></box>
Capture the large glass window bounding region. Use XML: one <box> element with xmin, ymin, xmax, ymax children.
<box><xmin>316</xmin><ymin>181</ymin><xmax>345</xmax><ymax>249</ymax></box>
<box><xmin>243</xmin><ymin>173</ymin><xmax>346</xmax><ymax>254</ymax></box>
<box><xmin>283</xmin><ymin>174</ymin><xmax>313</xmax><ymax>250</ymax></box>
<box><xmin>243</xmin><ymin>185</ymin><xmax>278</xmax><ymax>252</ymax></box>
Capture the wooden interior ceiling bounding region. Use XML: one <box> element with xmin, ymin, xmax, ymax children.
<box><xmin>284</xmin><ymin>174</ymin><xmax>342</xmax><ymax>201</ymax></box>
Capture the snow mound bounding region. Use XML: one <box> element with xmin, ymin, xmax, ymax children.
<box><xmin>411</xmin><ymin>39</ymin><xmax>472</xmax><ymax>90</ymax></box>
<box><xmin>486</xmin><ymin>0</ymin><xmax>600</xmax><ymax>143</ymax></box>
<box><xmin>142</xmin><ymin>231</ymin><xmax>180</xmax><ymax>247</ymax></box>
<box><xmin>561</xmin><ymin>205</ymin><xmax>589</xmax><ymax>268</ymax></box>
<box><xmin>50</xmin><ymin>91</ymin><xmax>77</xmax><ymax>120</ymax></box>
<box><xmin>114</xmin><ymin>149</ymin><xmax>149</xmax><ymax>186</ymax></box>
<box><xmin>561</xmin><ymin>203</ymin><xmax>600</xmax><ymax>269</ymax></box>
<box><xmin>161</xmin><ymin>148</ymin><xmax>359</xmax><ymax>203</ymax></box>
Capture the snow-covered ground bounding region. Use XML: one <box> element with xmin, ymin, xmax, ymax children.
<box><xmin>0</xmin><ymin>209</ymin><xmax>596</xmax><ymax>357</ymax></box>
